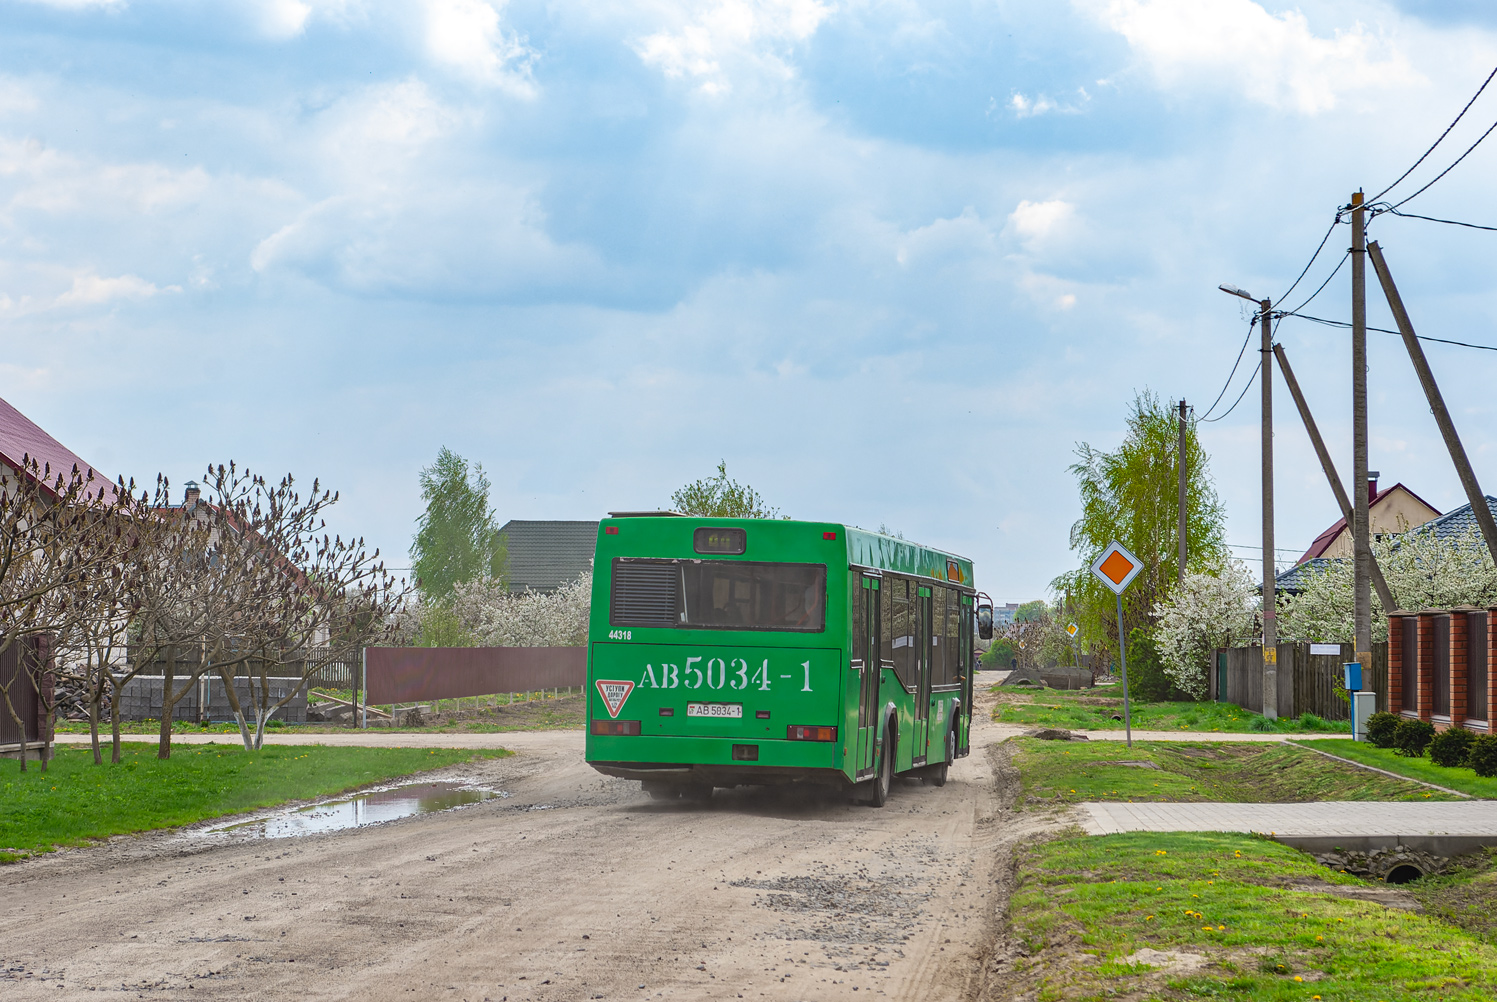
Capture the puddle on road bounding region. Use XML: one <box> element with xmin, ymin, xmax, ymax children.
<box><xmin>210</xmin><ymin>782</ymin><xmax>503</xmax><ymax>839</ymax></box>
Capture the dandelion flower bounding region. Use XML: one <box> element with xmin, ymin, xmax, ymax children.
<box><xmin>1294</xmin><ymin>976</ymin><xmax>1303</xmax><ymax>982</ymax></box>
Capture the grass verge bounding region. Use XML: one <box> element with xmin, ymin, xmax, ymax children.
<box><xmin>1010</xmin><ymin>738</ymin><xmax>1456</xmax><ymax>808</ymax></box>
<box><xmin>55</xmin><ymin>693</ymin><xmax>587</xmax><ymax>736</ymax></box>
<box><xmin>1007</xmin><ymin>831</ymin><xmax>1497</xmax><ymax>1000</ymax></box>
<box><xmin>1293</xmin><ymin>739</ymin><xmax>1497</xmax><ymax>799</ymax></box>
<box><xmin>991</xmin><ymin>685</ymin><xmax>1350</xmax><ymax>735</ymax></box>
<box><xmin>0</xmin><ymin>742</ymin><xmax>510</xmax><ymax>862</ymax></box>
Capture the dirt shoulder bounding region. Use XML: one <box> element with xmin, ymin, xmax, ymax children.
<box><xmin>2</xmin><ymin>687</ymin><xmax>1072</xmax><ymax>1001</ymax></box>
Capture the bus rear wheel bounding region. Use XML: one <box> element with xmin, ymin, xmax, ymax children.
<box><xmin>642</xmin><ymin>781</ymin><xmax>681</xmax><ymax>800</ymax></box>
<box><xmin>868</xmin><ymin>728</ymin><xmax>894</xmax><ymax>808</ymax></box>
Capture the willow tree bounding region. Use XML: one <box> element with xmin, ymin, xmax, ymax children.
<box><xmin>1052</xmin><ymin>391</ymin><xmax>1228</xmax><ymax>662</ymax></box>
<box><xmin>670</xmin><ymin>461</ymin><xmax>781</xmax><ymax>518</ymax></box>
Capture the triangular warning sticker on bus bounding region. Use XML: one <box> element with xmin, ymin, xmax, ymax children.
<box><xmin>596</xmin><ymin>679</ymin><xmax>635</xmax><ymax>718</ymax></box>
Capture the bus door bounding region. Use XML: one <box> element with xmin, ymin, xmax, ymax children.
<box><xmin>914</xmin><ymin>585</ymin><xmax>932</xmax><ymax>764</ymax></box>
<box><xmin>856</xmin><ymin>575</ymin><xmax>881</xmax><ymax>777</ymax></box>
<box><xmin>959</xmin><ymin>593</ymin><xmax>974</xmax><ymax>755</ymax></box>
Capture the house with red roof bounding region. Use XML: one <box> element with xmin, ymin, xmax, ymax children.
<box><xmin>1276</xmin><ymin>473</ymin><xmax>1441</xmax><ymax>594</ymax></box>
<box><xmin>0</xmin><ymin>394</ymin><xmax>117</xmax><ymax>757</ymax></box>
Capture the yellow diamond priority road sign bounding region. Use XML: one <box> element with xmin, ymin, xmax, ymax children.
<box><xmin>1090</xmin><ymin>540</ymin><xmax>1143</xmax><ymax>596</ymax></box>
<box><xmin>1066</xmin><ymin>623</ymin><xmax>1079</xmax><ymax>638</ymax></box>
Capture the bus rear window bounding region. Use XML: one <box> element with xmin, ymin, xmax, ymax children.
<box><xmin>611</xmin><ymin>558</ymin><xmax>826</xmax><ymax>632</ymax></box>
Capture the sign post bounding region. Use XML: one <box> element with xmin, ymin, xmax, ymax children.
<box><xmin>1090</xmin><ymin>541</ymin><xmax>1144</xmax><ymax>748</ymax></box>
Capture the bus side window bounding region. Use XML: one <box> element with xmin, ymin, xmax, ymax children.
<box><xmin>945</xmin><ymin>587</ymin><xmax>960</xmax><ymax>686</ymax></box>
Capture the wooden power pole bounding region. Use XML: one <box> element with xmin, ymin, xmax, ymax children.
<box><xmin>1178</xmin><ymin>399</ymin><xmax>1188</xmax><ymax>587</ymax></box>
<box><xmin>1351</xmin><ymin>190</ymin><xmax>1372</xmax><ymax>665</ymax></box>
<box><xmin>1259</xmin><ymin>298</ymin><xmax>1277</xmax><ymax>720</ymax></box>
<box><xmin>1370</xmin><ymin>241</ymin><xmax>1497</xmax><ymax>570</ymax></box>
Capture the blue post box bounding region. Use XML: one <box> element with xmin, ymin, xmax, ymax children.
<box><xmin>1343</xmin><ymin>662</ymin><xmax>1363</xmax><ymax>692</ymax></box>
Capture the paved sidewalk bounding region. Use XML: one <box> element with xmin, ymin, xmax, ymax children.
<box><xmin>1082</xmin><ymin>800</ymin><xmax>1497</xmax><ymax>837</ymax></box>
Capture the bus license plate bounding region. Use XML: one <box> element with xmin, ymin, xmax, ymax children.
<box><xmin>687</xmin><ymin>702</ymin><xmax>743</xmax><ymax>719</ymax></box>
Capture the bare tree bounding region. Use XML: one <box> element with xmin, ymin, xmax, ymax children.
<box><xmin>199</xmin><ymin>465</ymin><xmax>404</xmax><ymax>750</ymax></box>
<box><xmin>0</xmin><ymin>458</ymin><xmax>138</xmax><ymax>772</ymax></box>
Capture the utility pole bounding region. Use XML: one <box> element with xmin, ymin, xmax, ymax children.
<box><xmin>1259</xmin><ymin>297</ymin><xmax>1277</xmax><ymax>719</ymax></box>
<box><xmin>1178</xmin><ymin>399</ymin><xmax>1188</xmax><ymax>587</ymax></box>
<box><xmin>1219</xmin><ymin>281</ymin><xmax>1278</xmax><ymax>719</ymax></box>
<box><xmin>1351</xmin><ymin>190</ymin><xmax>1372</xmax><ymax>665</ymax></box>
<box><xmin>1369</xmin><ymin>241</ymin><xmax>1497</xmax><ymax>569</ymax></box>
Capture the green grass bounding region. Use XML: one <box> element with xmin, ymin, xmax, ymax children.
<box><xmin>1294</xmin><ymin>739</ymin><xmax>1497</xmax><ymax>799</ymax></box>
<box><xmin>1010</xmin><ymin>738</ymin><xmax>1457</xmax><ymax>808</ymax></box>
<box><xmin>56</xmin><ymin>692</ymin><xmax>587</xmax><ymax>735</ymax></box>
<box><xmin>0</xmin><ymin>742</ymin><xmax>510</xmax><ymax>862</ymax></box>
<box><xmin>1406</xmin><ymin>848</ymin><xmax>1497</xmax><ymax>947</ymax></box>
<box><xmin>991</xmin><ymin>685</ymin><xmax>1351</xmax><ymax>734</ymax></box>
<box><xmin>1008</xmin><ymin>831</ymin><xmax>1497</xmax><ymax>1001</ymax></box>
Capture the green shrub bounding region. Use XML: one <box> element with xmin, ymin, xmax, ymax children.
<box><xmin>1123</xmin><ymin>628</ymin><xmax>1193</xmax><ymax>702</ymax></box>
<box><xmin>1394</xmin><ymin>718</ymin><xmax>1436</xmax><ymax>758</ymax></box>
<box><xmin>1428</xmin><ymin>726</ymin><xmax>1478</xmax><ymax>768</ymax></box>
<box><xmin>1249</xmin><ymin>715</ymin><xmax>1279</xmax><ymax>733</ymax></box>
<box><xmin>1299</xmin><ymin>712</ymin><xmax>1326</xmax><ymax>731</ymax></box>
<box><xmin>1365</xmin><ymin>711</ymin><xmax>1402</xmax><ymax>748</ymax></box>
<box><xmin>1468</xmin><ymin>734</ymin><xmax>1497</xmax><ymax>778</ymax></box>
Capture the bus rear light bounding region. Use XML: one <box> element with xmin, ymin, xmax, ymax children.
<box><xmin>787</xmin><ymin>725</ymin><xmax>837</xmax><ymax>742</ymax></box>
<box><xmin>756</xmin><ymin>710</ymin><xmax>770</xmax><ymax>719</ymax></box>
<box><xmin>605</xmin><ymin>526</ymin><xmax>619</xmax><ymax>534</ymax></box>
<box><xmin>822</xmin><ymin>531</ymin><xmax>837</xmax><ymax>540</ymax></box>
<box><xmin>732</xmin><ymin>744</ymin><xmax>759</xmax><ymax>761</ymax></box>
<box><xmin>659</xmin><ymin>707</ymin><xmax>674</xmax><ymax>717</ymax></box>
<box><xmin>591</xmin><ymin>719</ymin><xmax>641</xmax><ymax>736</ymax></box>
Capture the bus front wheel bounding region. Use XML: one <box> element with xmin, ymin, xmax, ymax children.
<box><xmin>926</xmin><ymin>727</ymin><xmax>954</xmax><ymax>788</ymax></box>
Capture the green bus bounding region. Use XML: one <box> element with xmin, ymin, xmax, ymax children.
<box><xmin>584</xmin><ymin>513</ymin><xmax>978</xmax><ymax>806</ymax></box>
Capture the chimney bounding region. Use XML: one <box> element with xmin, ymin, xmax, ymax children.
<box><xmin>1367</xmin><ymin>470</ymin><xmax>1380</xmax><ymax>500</ymax></box>
<box><xmin>183</xmin><ymin>481</ymin><xmax>201</xmax><ymax>508</ymax></box>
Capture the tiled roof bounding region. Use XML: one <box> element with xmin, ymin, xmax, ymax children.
<box><xmin>0</xmin><ymin>394</ymin><xmax>112</xmax><ymax>494</ymax></box>
<box><xmin>499</xmin><ymin>520</ymin><xmax>598</xmax><ymax>593</ymax></box>
<box><xmin>1297</xmin><ymin>482</ymin><xmax>1441</xmax><ymax>562</ymax></box>
<box><xmin>1275</xmin><ymin>557</ymin><xmax>1338</xmax><ymax>594</ymax></box>
<box><xmin>1406</xmin><ymin>495</ymin><xmax>1497</xmax><ymax>542</ymax></box>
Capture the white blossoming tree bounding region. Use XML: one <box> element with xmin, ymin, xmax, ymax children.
<box><xmin>396</xmin><ymin>572</ymin><xmax>592</xmax><ymax>648</ymax></box>
<box><xmin>1279</xmin><ymin>527</ymin><xmax>1497</xmax><ymax>643</ymax></box>
<box><xmin>1151</xmin><ymin>560</ymin><xmax>1259</xmax><ymax>699</ymax></box>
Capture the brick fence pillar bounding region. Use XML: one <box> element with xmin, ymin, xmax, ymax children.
<box><xmin>1452</xmin><ymin>608</ymin><xmax>1470</xmax><ymax>726</ymax></box>
<box><xmin>1417</xmin><ymin>612</ymin><xmax>1436</xmax><ymax>722</ymax></box>
<box><xmin>1489</xmin><ymin>608</ymin><xmax>1497</xmax><ymax>730</ymax></box>
<box><xmin>1388</xmin><ymin>615</ymin><xmax>1404</xmax><ymax>714</ymax></box>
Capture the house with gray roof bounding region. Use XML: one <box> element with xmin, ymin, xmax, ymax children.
<box><xmin>499</xmin><ymin>520</ymin><xmax>598</xmax><ymax>593</ymax></box>
<box><xmin>1405</xmin><ymin>495</ymin><xmax>1497</xmax><ymax>542</ymax></box>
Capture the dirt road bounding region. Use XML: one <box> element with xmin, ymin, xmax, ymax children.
<box><xmin>2</xmin><ymin>694</ymin><xmax>1057</xmax><ymax>1001</ymax></box>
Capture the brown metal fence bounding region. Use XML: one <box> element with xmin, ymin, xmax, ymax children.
<box><xmin>1214</xmin><ymin>641</ymin><xmax>1386</xmax><ymax>720</ymax></box>
<box><xmin>364</xmin><ymin>646</ymin><xmax>587</xmax><ymax>704</ymax></box>
<box><xmin>0</xmin><ymin>637</ymin><xmax>50</xmax><ymax>754</ymax></box>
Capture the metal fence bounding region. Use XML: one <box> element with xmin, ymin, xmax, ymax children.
<box><xmin>1214</xmin><ymin>642</ymin><xmax>1387</xmax><ymax>720</ymax></box>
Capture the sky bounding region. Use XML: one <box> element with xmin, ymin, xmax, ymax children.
<box><xmin>5</xmin><ymin>0</ymin><xmax>1497</xmax><ymax>603</ymax></box>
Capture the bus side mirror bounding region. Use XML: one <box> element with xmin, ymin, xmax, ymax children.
<box><xmin>977</xmin><ymin>604</ymin><xmax>993</xmax><ymax>640</ymax></box>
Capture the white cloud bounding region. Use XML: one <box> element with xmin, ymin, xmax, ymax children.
<box><xmin>15</xmin><ymin>0</ymin><xmax>123</xmax><ymax>8</ymax></box>
<box><xmin>423</xmin><ymin>0</ymin><xmax>537</xmax><ymax>95</ymax></box>
<box><xmin>634</xmin><ymin>0</ymin><xmax>832</xmax><ymax>94</ymax></box>
<box><xmin>1078</xmin><ymin>0</ymin><xmax>1420</xmax><ymax>113</ymax></box>
<box><xmin>54</xmin><ymin>272</ymin><xmax>177</xmax><ymax>307</ymax></box>
<box><xmin>1006</xmin><ymin>87</ymin><xmax>1090</xmax><ymax>119</ymax></box>
<box><xmin>1008</xmin><ymin>199</ymin><xmax>1076</xmax><ymax>241</ymax></box>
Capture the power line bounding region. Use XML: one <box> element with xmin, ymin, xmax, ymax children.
<box><xmin>1198</xmin><ymin>319</ymin><xmax>1256</xmax><ymax>420</ymax></box>
<box><xmin>1199</xmin><ymin>359</ymin><xmax>1260</xmax><ymax>423</ymax></box>
<box><xmin>1276</xmin><ymin>215</ymin><xmax>1343</xmax><ymax>304</ymax></box>
<box><xmin>1393</xmin><ymin>113</ymin><xmax>1497</xmax><ymax>209</ymax></box>
<box><xmin>1380</xmin><ymin>206</ymin><xmax>1497</xmax><ymax>233</ymax></box>
<box><xmin>1285</xmin><ymin>249</ymin><xmax>1349</xmax><ymax>317</ymax></box>
<box><xmin>1372</xmin><ymin>63</ymin><xmax>1497</xmax><ymax>203</ymax></box>
<box><xmin>1279</xmin><ymin>311</ymin><xmax>1497</xmax><ymax>352</ymax></box>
